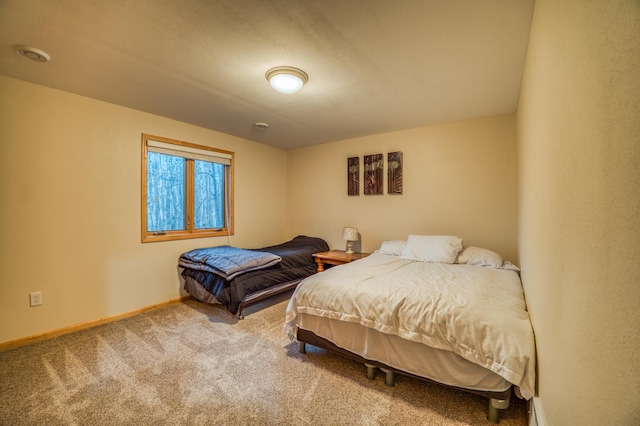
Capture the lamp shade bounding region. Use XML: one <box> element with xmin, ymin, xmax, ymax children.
<box><xmin>341</xmin><ymin>227</ymin><xmax>359</xmax><ymax>241</ymax></box>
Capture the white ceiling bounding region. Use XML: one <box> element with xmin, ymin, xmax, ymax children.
<box><xmin>0</xmin><ymin>0</ymin><xmax>534</xmax><ymax>149</ymax></box>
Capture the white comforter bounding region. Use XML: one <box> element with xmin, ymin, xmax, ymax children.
<box><xmin>285</xmin><ymin>253</ymin><xmax>536</xmax><ymax>399</ymax></box>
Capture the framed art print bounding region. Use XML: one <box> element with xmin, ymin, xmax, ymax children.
<box><xmin>364</xmin><ymin>153</ymin><xmax>383</xmax><ymax>195</ymax></box>
<box><xmin>388</xmin><ymin>151</ymin><xmax>403</xmax><ymax>194</ymax></box>
<box><xmin>347</xmin><ymin>156</ymin><xmax>359</xmax><ymax>196</ymax></box>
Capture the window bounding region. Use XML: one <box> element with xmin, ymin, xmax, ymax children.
<box><xmin>141</xmin><ymin>134</ymin><xmax>234</xmax><ymax>242</ymax></box>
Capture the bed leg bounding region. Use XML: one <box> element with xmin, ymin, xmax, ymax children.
<box><xmin>487</xmin><ymin>397</ymin><xmax>510</xmax><ymax>424</ymax></box>
<box><xmin>299</xmin><ymin>342</ymin><xmax>306</xmax><ymax>354</ymax></box>
<box><xmin>381</xmin><ymin>368</ymin><xmax>395</xmax><ymax>386</ymax></box>
<box><xmin>365</xmin><ymin>364</ymin><xmax>376</xmax><ymax>380</ymax></box>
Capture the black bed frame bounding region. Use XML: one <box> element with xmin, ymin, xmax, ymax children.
<box><xmin>296</xmin><ymin>328</ymin><xmax>513</xmax><ymax>424</ymax></box>
<box><xmin>236</xmin><ymin>278</ymin><xmax>302</xmax><ymax>319</ymax></box>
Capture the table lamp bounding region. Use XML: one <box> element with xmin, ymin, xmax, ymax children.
<box><xmin>342</xmin><ymin>227</ymin><xmax>359</xmax><ymax>254</ymax></box>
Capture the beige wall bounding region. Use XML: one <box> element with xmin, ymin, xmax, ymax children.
<box><xmin>0</xmin><ymin>76</ymin><xmax>288</xmax><ymax>344</ymax></box>
<box><xmin>286</xmin><ymin>114</ymin><xmax>519</xmax><ymax>263</ymax></box>
<box><xmin>517</xmin><ymin>1</ymin><xmax>640</xmax><ymax>425</ymax></box>
<box><xmin>0</xmin><ymin>77</ymin><xmax>519</xmax><ymax>346</ymax></box>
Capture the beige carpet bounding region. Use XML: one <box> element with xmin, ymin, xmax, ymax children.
<box><xmin>0</xmin><ymin>294</ymin><xmax>527</xmax><ymax>425</ymax></box>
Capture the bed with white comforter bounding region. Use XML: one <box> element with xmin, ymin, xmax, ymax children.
<box><xmin>285</xmin><ymin>236</ymin><xmax>536</xmax><ymax>422</ymax></box>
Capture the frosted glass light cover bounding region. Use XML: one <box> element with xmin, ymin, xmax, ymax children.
<box><xmin>269</xmin><ymin>73</ymin><xmax>304</xmax><ymax>94</ymax></box>
<box><xmin>266</xmin><ymin>66</ymin><xmax>308</xmax><ymax>94</ymax></box>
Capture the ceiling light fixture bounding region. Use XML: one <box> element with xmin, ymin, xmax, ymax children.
<box><xmin>15</xmin><ymin>45</ymin><xmax>51</xmax><ymax>62</ymax></box>
<box><xmin>265</xmin><ymin>66</ymin><xmax>308</xmax><ymax>94</ymax></box>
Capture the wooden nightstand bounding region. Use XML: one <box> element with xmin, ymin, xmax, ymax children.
<box><xmin>312</xmin><ymin>250</ymin><xmax>371</xmax><ymax>272</ymax></box>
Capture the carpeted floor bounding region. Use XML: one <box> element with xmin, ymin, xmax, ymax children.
<box><xmin>0</xmin><ymin>294</ymin><xmax>527</xmax><ymax>425</ymax></box>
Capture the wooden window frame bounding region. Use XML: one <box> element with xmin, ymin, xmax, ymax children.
<box><xmin>141</xmin><ymin>134</ymin><xmax>234</xmax><ymax>243</ymax></box>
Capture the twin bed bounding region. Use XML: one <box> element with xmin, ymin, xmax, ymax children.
<box><xmin>180</xmin><ymin>235</ymin><xmax>329</xmax><ymax>318</ymax></box>
<box><xmin>180</xmin><ymin>235</ymin><xmax>536</xmax><ymax>423</ymax></box>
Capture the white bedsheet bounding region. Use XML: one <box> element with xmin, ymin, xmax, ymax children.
<box><xmin>285</xmin><ymin>253</ymin><xmax>536</xmax><ymax>399</ymax></box>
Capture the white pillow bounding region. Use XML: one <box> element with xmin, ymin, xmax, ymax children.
<box><xmin>376</xmin><ymin>240</ymin><xmax>406</xmax><ymax>256</ymax></box>
<box><xmin>500</xmin><ymin>261</ymin><xmax>521</xmax><ymax>271</ymax></box>
<box><xmin>399</xmin><ymin>235</ymin><xmax>463</xmax><ymax>264</ymax></box>
<box><xmin>457</xmin><ymin>246</ymin><xmax>504</xmax><ymax>268</ymax></box>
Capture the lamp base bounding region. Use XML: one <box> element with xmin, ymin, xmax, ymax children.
<box><xmin>345</xmin><ymin>241</ymin><xmax>354</xmax><ymax>254</ymax></box>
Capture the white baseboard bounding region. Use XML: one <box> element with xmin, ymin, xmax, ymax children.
<box><xmin>529</xmin><ymin>397</ymin><xmax>546</xmax><ymax>426</ymax></box>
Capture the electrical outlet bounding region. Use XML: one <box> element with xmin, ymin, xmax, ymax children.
<box><xmin>29</xmin><ymin>292</ymin><xmax>42</xmax><ymax>307</ymax></box>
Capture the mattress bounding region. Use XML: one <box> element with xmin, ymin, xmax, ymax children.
<box><xmin>296</xmin><ymin>313</ymin><xmax>511</xmax><ymax>393</ymax></box>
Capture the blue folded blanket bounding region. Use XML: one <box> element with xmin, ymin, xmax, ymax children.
<box><xmin>178</xmin><ymin>246</ymin><xmax>282</xmax><ymax>280</ymax></box>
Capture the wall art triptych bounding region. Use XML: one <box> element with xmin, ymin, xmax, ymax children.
<box><xmin>347</xmin><ymin>151</ymin><xmax>403</xmax><ymax>196</ymax></box>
